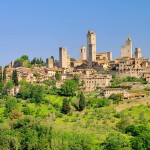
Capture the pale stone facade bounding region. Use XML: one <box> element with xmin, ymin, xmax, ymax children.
<box><xmin>87</xmin><ymin>30</ymin><xmax>96</xmax><ymax>66</ymax></box>
<box><xmin>80</xmin><ymin>46</ymin><xmax>86</xmax><ymax>60</ymax></box>
<box><xmin>73</xmin><ymin>60</ymin><xmax>84</xmax><ymax>67</ymax></box>
<box><xmin>96</xmin><ymin>52</ymin><xmax>112</xmax><ymax>61</ymax></box>
<box><xmin>121</xmin><ymin>37</ymin><xmax>132</xmax><ymax>58</ymax></box>
<box><xmin>9</xmin><ymin>86</ymin><xmax>20</xmax><ymax>96</ymax></box>
<box><xmin>45</xmin><ymin>68</ymin><xmax>63</xmax><ymax>77</ymax></box>
<box><xmin>80</xmin><ymin>74</ymin><xmax>112</xmax><ymax>91</ymax></box>
<box><xmin>67</xmin><ymin>54</ymin><xmax>70</xmax><ymax>68</ymax></box>
<box><xmin>116</xmin><ymin>57</ymin><xmax>150</xmax><ymax>78</ymax></box>
<box><xmin>74</xmin><ymin>68</ymin><xmax>96</xmax><ymax>76</ymax></box>
<box><xmin>102</xmin><ymin>88</ymin><xmax>130</xmax><ymax>98</ymax></box>
<box><xmin>46</xmin><ymin>58</ymin><xmax>54</xmax><ymax>68</ymax></box>
<box><xmin>59</xmin><ymin>47</ymin><xmax>70</xmax><ymax>68</ymax></box>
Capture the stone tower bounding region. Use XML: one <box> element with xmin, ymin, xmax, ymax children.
<box><xmin>87</xmin><ymin>30</ymin><xmax>96</xmax><ymax>66</ymax></box>
<box><xmin>67</xmin><ymin>54</ymin><xmax>70</xmax><ymax>68</ymax></box>
<box><xmin>135</xmin><ymin>48</ymin><xmax>142</xmax><ymax>58</ymax></box>
<box><xmin>46</xmin><ymin>58</ymin><xmax>54</xmax><ymax>68</ymax></box>
<box><xmin>121</xmin><ymin>37</ymin><xmax>132</xmax><ymax>58</ymax></box>
<box><xmin>59</xmin><ymin>47</ymin><xmax>69</xmax><ymax>68</ymax></box>
<box><xmin>80</xmin><ymin>46</ymin><xmax>86</xmax><ymax>60</ymax></box>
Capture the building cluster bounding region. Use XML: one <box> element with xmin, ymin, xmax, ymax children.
<box><xmin>4</xmin><ymin>30</ymin><xmax>150</xmax><ymax>97</ymax></box>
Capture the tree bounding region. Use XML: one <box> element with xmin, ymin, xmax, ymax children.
<box><xmin>15</xmin><ymin>55</ymin><xmax>29</xmax><ymax>63</ymax></box>
<box><xmin>55</xmin><ymin>71</ymin><xmax>61</xmax><ymax>81</ymax></box>
<box><xmin>73</xmin><ymin>74</ymin><xmax>79</xmax><ymax>85</ymax></box>
<box><xmin>0</xmin><ymin>82</ymin><xmax>3</xmax><ymax>95</ymax></box>
<box><xmin>12</xmin><ymin>70</ymin><xmax>19</xmax><ymax>86</ymax></box>
<box><xmin>4</xmin><ymin>80</ymin><xmax>14</xmax><ymax>94</ymax></box>
<box><xmin>70</xmin><ymin>58</ymin><xmax>76</xmax><ymax>61</ymax></box>
<box><xmin>3</xmin><ymin>68</ymin><xmax>6</xmax><ymax>81</ymax></box>
<box><xmin>109</xmin><ymin>93</ymin><xmax>123</xmax><ymax>104</ymax></box>
<box><xmin>0</xmin><ymin>66</ymin><xmax>2</xmax><ymax>82</ymax></box>
<box><xmin>125</xmin><ymin>124</ymin><xmax>150</xmax><ymax>150</ymax></box>
<box><xmin>5</xmin><ymin>98</ymin><xmax>18</xmax><ymax>115</ymax></box>
<box><xmin>79</xmin><ymin>92</ymin><xmax>85</xmax><ymax>111</ymax></box>
<box><xmin>60</xmin><ymin>79</ymin><xmax>78</xmax><ymax>96</ymax></box>
<box><xmin>31</xmin><ymin>57</ymin><xmax>37</xmax><ymax>65</ymax></box>
<box><xmin>61</xmin><ymin>98</ymin><xmax>71</xmax><ymax>114</ymax></box>
<box><xmin>102</xmin><ymin>132</ymin><xmax>131</xmax><ymax>150</ymax></box>
<box><xmin>20</xmin><ymin>55</ymin><xmax>29</xmax><ymax>61</ymax></box>
<box><xmin>31</xmin><ymin>85</ymin><xmax>45</xmax><ymax>103</ymax></box>
<box><xmin>18</xmin><ymin>82</ymin><xmax>45</xmax><ymax>103</ymax></box>
<box><xmin>17</xmin><ymin>82</ymin><xmax>32</xmax><ymax>99</ymax></box>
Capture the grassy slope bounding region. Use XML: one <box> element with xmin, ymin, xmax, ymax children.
<box><xmin>0</xmin><ymin>95</ymin><xmax>150</xmax><ymax>144</ymax></box>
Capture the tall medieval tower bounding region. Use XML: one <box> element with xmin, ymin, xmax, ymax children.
<box><xmin>87</xmin><ymin>30</ymin><xmax>96</xmax><ymax>66</ymax></box>
<box><xmin>135</xmin><ymin>48</ymin><xmax>142</xmax><ymax>58</ymax></box>
<box><xmin>80</xmin><ymin>46</ymin><xmax>86</xmax><ymax>60</ymax></box>
<box><xmin>59</xmin><ymin>47</ymin><xmax>70</xmax><ymax>68</ymax></box>
<box><xmin>121</xmin><ymin>37</ymin><xmax>132</xmax><ymax>58</ymax></box>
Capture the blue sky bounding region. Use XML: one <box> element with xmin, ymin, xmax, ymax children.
<box><xmin>0</xmin><ymin>0</ymin><xmax>150</xmax><ymax>66</ymax></box>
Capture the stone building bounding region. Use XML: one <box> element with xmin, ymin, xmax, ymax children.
<box><xmin>80</xmin><ymin>74</ymin><xmax>112</xmax><ymax>91</ymax></box>
<box><xmin>59</xmin><ymin>47</ymin><xmax>70</xmax><ymax>68</ymax></box>
<box><xmin>135</xmin><ymin>48</ymin><xmax>142</xmax><ymax>58</ymax></box>
<box><xmin>80</xmin><ymin>46</ymin><xmax>87</xmax><ymax>60</ymax></box>
<box><xmin>67</xmin><ymin>54</ymin><xmax>70</xmax><ymax>68</ymax></box>
<box><xmin>87</xmin><ymin>30</ymin><xmax>96</xmax><ymax>66</ymax></box>
<box><xmin>74</xmin><ymin>68</ymin><xmax>96</xmax><ymax>76</ymax></box>
<box><xmin>102</xmin><ymin>88</ymin><xmax>130</xmax><ymax>98</ymax></box>
<box><xmin>143</xmin><ymin>72</ymin><xmax>150</xmax><ymax>83</ymax></box>
<box><xmin>45</xmin><ymin>68</ymin><xmax>63</xmax><ymax>77</ymax></box>
<box><xmin>121</xmin><ymin>37</ymin><xmax>132</xmax><ymax>58</ymax></box>
<box><xmin>46</xmin><ymin>58</ymin><xmax>54</xmax><ymax>68</ymax></box>
<box><xmin>96</xmin><ymin>52</ymin><xmax>112</xmax><ymax>61</ymax></box>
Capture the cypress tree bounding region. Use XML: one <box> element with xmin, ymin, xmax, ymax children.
<box><xmin>79</xmin><ymin>91</ymin><xmax>85</xmax><ymax>111</ymax></box>
<box><xmin>3</xmin><ymin>68</ymin><xmax>6</xmax><ymax>82</ymax></box>
<box><xmin>12</xmin><ymin>70</ymin><xmax>19</xmax><ymax>86</ymax></box>
<box><xmin>0</xmin><ymin>66</ymin><xmax>2</xmax><ymax>82</ymax></box>
<box><xmin>62</xmin><ymin>98</ymin><xmax>71</xmax><ymax>114</ymax></box>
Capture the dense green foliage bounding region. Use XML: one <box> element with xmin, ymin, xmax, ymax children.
<box><xmin>17</xmin><ymin>82</ymin><xmax>45</xmax><ymax>103</ymax></box>
<box><xmin>15</xmin><ymin>55</ymin><xmax>45</xmax><ymax>67</ymax></box>
<box><xmin>109</xmin><ymin>94</ymin><xmax>123</xmax><ymax>104</ymax></box>
<box><xmin>102</xmin><ymin>132</ymin><xmax>131</xmax><ymax>150</ymax></box>
<box><xmin>125</xmin><ymin>124</ymin><xmax>150</xmax><ymax>149</ymax></box>
<box><xmin>60</xmin><ymin>79</ymin><xmax>78</xmax><ymax>96</ymax></box>
<box><xmin>111</xmin><ymin>75</ymin><xmax>148</xmax><ymax>87</ymax></box>
<box><xmin>55</xmin><ymin>71</ymin><xmax>61</xmax><ymax>81</ymax></box>
<box><xmin>31</xmin><ymin>57</ymin><xmax>45</xmax><ymax>66</ymax></box>
<box><xmin>0</xmin><ymin>78</ymin><xmax>149</xmax><ymax>149</ymax></box>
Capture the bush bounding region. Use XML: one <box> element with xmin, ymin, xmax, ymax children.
<box><xmin>109</xmin><ymin>94</ymin><xmax>123</xmax><ymax>104</ymax></box>
<box><xmin>125</xmin><ymin>124</ymin><xmax>150</xmax><ymax>150</ymax></box>
<box><xmin>102</xmin><ymin>132</ymin><xmax>131</xmax><ymax>150</ymax></box>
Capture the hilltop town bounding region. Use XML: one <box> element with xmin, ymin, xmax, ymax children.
<box><xmin>1</xmin><ymin>30</ymin><xmax>150</xmax><ymax>99</ymax></box>
<box><xmin>1</xmin><ymin>30</ymin><xmax>150</xmax><ymax>150</ymax></box>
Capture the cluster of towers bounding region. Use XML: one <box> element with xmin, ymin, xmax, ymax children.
<box><xmin>59</xmin><ymin>30</ymin><xmax>97</xmax><ymax>68</ymax></box>
<box><xmin>46</xmin><ymin>31</ymin><xmax>143</xmax><ymax>69</ymax></box>
<box><xmin>121</xmin><ymin>37</ymin><xmax>142</xmax><ymax>59</ymax></box>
